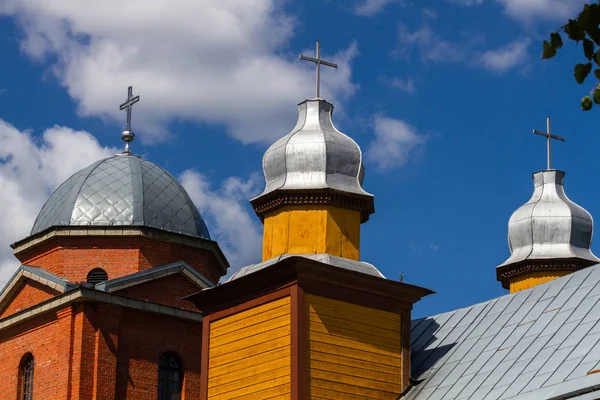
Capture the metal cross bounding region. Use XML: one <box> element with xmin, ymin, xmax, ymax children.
<box><xmin>533</xmin><ymin>116</ymin><xmax>565</xmax><ymax>170</ymax></box>
<box><xmin>299</xmin><ymin>40</ymin><xmax>338</xmax><ymax>99</ymax></box>
<box><xmin>119</xmin><ymin>86</ymin><xmax>140</xmax><ymax>153</ymax></box>
<box><xmin>120</xmin><ymin>86</ymin><xmax>140</xmax><ymax>132</ymax></box>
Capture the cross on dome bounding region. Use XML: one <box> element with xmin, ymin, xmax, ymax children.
<box><xmin>299</xmin><ymin>40</ymin><xmax>338</xmax><ymax>99</ymax></box>
<box><xmin>533</xmin><ymin>116</ymin><xmax>564</xmax><ymax>170</ymax></box>
<box><xmin>119</xmin><ymin>86</ymin><xmax>140</xmax><ymax>153</ymax></box>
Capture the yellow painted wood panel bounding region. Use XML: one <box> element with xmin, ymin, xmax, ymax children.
<box><xmin>307</xmin><ymin>294</ymin><xmax>401</xmax><ymax>322</ymax></box>
<box><xmin>209</xmin><ymin>347</ymin><xmax>290</xmax><ymax>379</ymax></box>
<box><xmin>310</xmin><ymin>351</ymin><xmax>400</xmax><ymax>375</ymax></box>
<box><xmin>262</xmin><ymin>205</ymin><xmax>360</xmax><ymax>261</ymax></box>
<box><xmin>307</xmin><ymin>295</ymin><xmax>403</xmax><ymax>399</ymax></box>
<box><xmin>210</xmin><ymin>336</ymin><xmax>290</xmax><ymax>368</ymax></box>
<box><xmin>209</xmin><ymin>356</ymin><xmax>291</xmax><ymax>388</ymax></box>
<box><xmin>308</xmin><ymin>311</ymin><xmax>400</xmax><ymax>341</ymax></box>
<box><xmin>310</xmin><ymin>386</ymin><xmax>379</xmax><ymax>400</ymax></box>
<box><xmin>211</xmin><ymin>325</ymin><xmax>291</xmax><ymax>357</ymax></box>
<box><xmin>310</xmin><ymin>368</ymin><xmax>401</xmax><ymax>393</ymax></box>
<box><xmin>210</xmin><ymin>376</ymin><xmax>291</xmax><ymax>400</ymax></box>
<box><xmin>309</xmin><ymin>320</ymin><xmax>400</xmax><ymax>351</ymax></box>
<box><xmin>309</xmin><ymin>331</ymin><xmax>400</xmax><ymax>358</ymax></box>
<box><xmin>209</xmin><ymin>366</ymin><xmax>289</xmax><ymax>396</ymax></box>
<box><xmin>509</xmin><ymin>271</ymin><xmax>571</xmax><ymax>293</ymax></box>
<box><xmin>234</xmin><ymin>384</ymin><xmax>292</xmax><ymax>400</ymax></box>
<box><xmin>310</xmin><ymin>378</ymin><xmax>398</xmax><ymax>400</ymax></box>
<box><xmin>309</xmin><ymin>342</ymin><xmax>401</xmax><ymax>367</ymax></box>
<box><xmin>211</xmin><ymin>296</ymin><xmax>289</xmax><ymax>329</ymax></box>
<box><xmin>211</xmin><ymin>312</ymin><xmax>290</xmax><ymax>344</ymax></box>
<box><xmin>208</xmin><ymin>296</ymin><xmax>291</xmax><ymax>399</ymax></box>
<box><xmin>308</xmin><ymin>302</ymin><xmax>401</xmax><ymax>332</ymax></box>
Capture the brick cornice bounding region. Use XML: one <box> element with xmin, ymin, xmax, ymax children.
<box><xmin>11</xmin><ymin>226</ymin><xmax>229</xmax><ymax>274</ymax></box>
<box><xmin>0</xmin><ymin>287</ymin><xmax>202</xmax><ymax>333</ymax></box>
<box><xmin>250</xmin><ymin>189</ymin><xmax>375</xmax><ymax>223</ymax></box>
<box><xmin>496</xmin><ymin>258</ymin><xmax>597</xmax><ymax>289</ymax></box>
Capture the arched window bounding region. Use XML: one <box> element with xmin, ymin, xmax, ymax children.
<box><xmin>86</xmin><ymin>268</ymin><xmax>108</xmax><ymax>284</ymax></box>
<box><xmin>157</xmin><ymin>352</ymin><xmax>183</xmax><ymax>400</ymax></box>
<box><xmin>20</xmin><ymin>353</ymin><xmax>34</xmax><ymax>400</ymax></box>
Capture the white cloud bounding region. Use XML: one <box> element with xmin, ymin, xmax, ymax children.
<box><xmin>180</xmin><ymin>170</ymin><xmax>263</xmax><ymax>279</ymax></box>
<box><xmin>0</xmin><ymin>0</ymin><xmax>358</xmax><ymax>144</ymax></box>
<box><xmin>479</xmin><ymin>39</ymin><xmax>530</xmax><ymax>72</ymax></box>
<box><xmin>422</xmin><ymin>8</ymin><xmax>439</xmax><ymax>19</ymax></box>
<box><xmin>397</xmin><ymin>24</ymin><xmax>529</xmax><ymax>73</ymax></box>
<box><xmin>499</xmin><ymin>0</ymin><xmax>587</xmax><ymax>21</ymax></box>
<box><xmin>381</xmin><ymin>76</ymin><xmax>419</xmax><ymax>93</ymax></box>
<box><xmin>354</xmin><ymin>0</ymin><xmax>401</xmax><ymax>16</ymax></box>
<box><xmin>0</xmin><ymin>121</ymin><xmax>118</xmax><ymax>288</ymax></box>
<box><xmin>450</xmin><ymin>0</ymin><xmax>587</xmax><ymax>21</ymax></box>
<box><xmin>365</xmin><ymin>116</ymin><xmax>425</xmax><ymax>170</ymax></box>
<box><xmin>397</xmin><ymin>23</ymin><xmax>467</xmax><ymax>63</ymax></box>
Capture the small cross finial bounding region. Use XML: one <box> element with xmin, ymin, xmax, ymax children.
<box><xmin>399</xmin><ymin>272</ymin><xmax>405</xmax><ymax>282</ymax></box>
<box><xmin>119</xmin><ymin>86</ymin><xmax>140</xmax><ymax>153</ymax></box>
<box><xmin>532</xmin><ymin>116</ymin><xmax>565</xmax><ymax>170</ymax></box>
<box><xmin>299</xmin><ymin>40</ymin><xmax>338</xmax><ymax>99</ymax></box>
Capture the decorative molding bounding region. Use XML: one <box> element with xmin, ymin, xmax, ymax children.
<box><xmin>250</xmin><ymin>189</ymin><xmax>375</xmax><ymax>223</ymax></box>
<box><xmin>0</xmin><ymin>287</ymin><xmax>202</xmax><ymax>332</ymax></box>
<box><xmin>11</xmin><ymin>225</ymin><xmax>229</xmax><ymax>274</ymax></box>
<box><xmin>496</xmin><ymin>258</ymin><xmax>597</xmax><ymax>289</ymax></box>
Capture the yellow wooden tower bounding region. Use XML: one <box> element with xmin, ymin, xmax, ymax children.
<box><xmin>187</xmin><ymin>42</ymin><xmax>432</xmax><ymax>399</ymax></box>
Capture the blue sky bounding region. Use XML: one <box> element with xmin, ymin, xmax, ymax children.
<box><xmin>0</xmin><ymin>0</ymin><xmax>596</xmax><ymax>318</ymax></box>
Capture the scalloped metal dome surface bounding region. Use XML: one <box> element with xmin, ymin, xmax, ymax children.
<box><xmin>30</xmin><ymin>155</ymin><xmax>210</xmax><ymax>239</ymax></box>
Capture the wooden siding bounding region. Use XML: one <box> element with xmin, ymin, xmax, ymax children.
<box><xmin>306</xmin><ymin>294</ymin><xmax>402</xmax><ymax>399</ymax></box>
<box><xmin>207</xmin><ymin>296</ymin><xmax>291</xmax><ymax>399</ymax></box>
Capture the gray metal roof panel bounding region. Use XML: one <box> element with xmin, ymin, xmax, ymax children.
<box><xmin>30</xmin><ymin>155</ymin><xmax>210</xmax><ymax>239</ymax></box>
<box><xmin>409</xmin><ymin>264</ymin><xmax>600</xmax><ymax>400</ymax></box>
<box><xmin>227</xmin><ymin>253</ymin><xmax>385</xmax><ymax>281</ymax></box>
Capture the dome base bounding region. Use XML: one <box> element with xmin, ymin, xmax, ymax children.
<box><xmin>251</xmin><ymin>188</ymin><xmax>374</xmax><ymax>223</ymax></box>
<box><xmin>496</xmin><ymin>257</ymin><xmax>597</xmax><ymax>290</ymax></box>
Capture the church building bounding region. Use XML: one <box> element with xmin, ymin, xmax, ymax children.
<box><xmin>2</xmin><ymin>44</ymin><xmax>600</xmax><ymax>400</ymax></box>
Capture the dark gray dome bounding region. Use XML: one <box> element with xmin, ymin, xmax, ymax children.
<box><xmin>31</xmin><ymin>154</ymin><xmax>210</xmax><ymax>239</ymax></box>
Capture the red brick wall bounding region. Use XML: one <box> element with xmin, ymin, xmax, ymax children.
<box><xmin>16</xmin><ymin>236</ymin><xmax>223</xmax><ymax>285</ymax></box>
<box><xmin>0</xmin><ymin>279</ymin><xmax>60</xmax><ymax>319</ymax></box>
<box><xmin>0</xmin><ymin>302</ymin><xmax>202</xmax><ymax>400</ymax></box>
<box><xmin>115</xmin><ymin>307</ymin><xmax>202</xmax><ymax>399</ymax></box>
<box><xmin>0</xmin><ymin>306</ymin><xmax>78</xmax><ymax>400</ymax></box>
<box><xmin>114</xmin><ymin>273</ymin><xmax>201</xmax><ymax>311</ymax></box>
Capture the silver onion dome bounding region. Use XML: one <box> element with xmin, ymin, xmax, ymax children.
<box><xmin>499</xmin><ymin>170</ymin><xmax>599</xmax><ymax>268</ymax></box>
<box><xmin>30</xmin><ymin>154</ymin><xmax>210</xmax><ymax>239</ymax></box>
<box><xmin>256</xmin><ymin>98</ymin><xmax>372</xmax><ymax>199</ymax></box>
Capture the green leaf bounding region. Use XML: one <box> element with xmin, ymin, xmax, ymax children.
<box><xmin>574</xmin><ymin>63</ymin><xmax>593</xmax><ymax>84</ymax></box>
<box><xmin>584</xmin><ymin>39</ymin><xmax>595</xmax><ymax>60</ymax></box>
<box><xmin>595</xmin><ymin>51</ymin><xmax>600</xmax><ymax>65</ymax></box>
<box><xmin>550</xmin><ymin>32</ymin><xmax>563</xmax><ymax>49</ymax></box>
<box><xmin>579</xmin><ymin>4</ymin><xmax>593</xmax><ymax>31</ymax></box>
<box><xmin>593</xmin><ymin>89</ymin><xmax>600</xmax><ymax>104</ymax></box>
<box><xmin>565</xmin><ymin>19</ymin><xmax>586</xmax><ymax>41</ymax></box>
<box><xmin>581</xmin><ymin>96</ymin><xmax>593</xmax><ymax>110</ymax></box>
<box><xmin>595</xmin><ymin>68</ymin><xmax>600</xmax><ymax>79</ymax></box>
<box><xmin>542</xmin><ymin>40</ymin><xmax>557</xmax><ymax>59</ymax></box>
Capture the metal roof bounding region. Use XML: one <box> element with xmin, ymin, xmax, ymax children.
<box><xmin>95</xmin><ymin>261</ymin><xmax>214</xmax><ymax>292</ymax></box>
<box><xmin>30</xmin><ymin>154</ymin><xmax>210</xmax><ymax>239</ymax></box>
<box><xmin>254</xmin><ymin>99</ymin><xmax>372</xmax><ymax>201</ymax></box>
<box><xmin>499</xmin><ymin>170</ymin><xmax>598</xmax><ymax>269</ymax></box>
<box><xmin>226</xmin><ymin>253</ymin><xmax>385</xmax><ymax>282</ymax></box>
<box><xmin>409</xmin><ymin>264</ymin><xmax>600</xmax><ymax>400</ymax></box>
